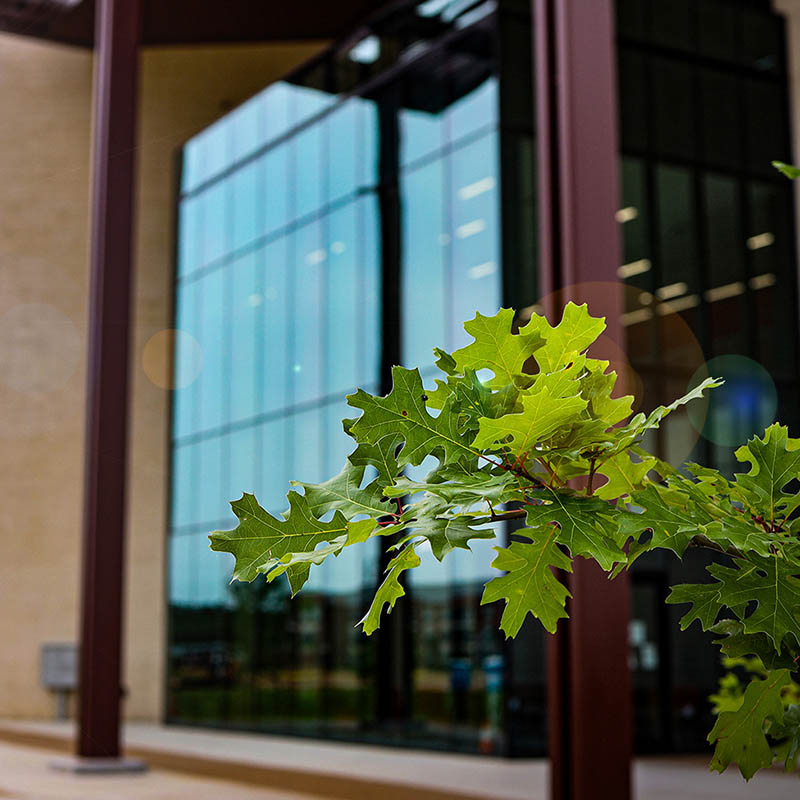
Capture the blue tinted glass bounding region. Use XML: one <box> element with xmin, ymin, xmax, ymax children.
<box><xmin>325</xmin><ymin>399</ymin><xmax>354</xmax><ymax>477</ymax></box>
<box><xmin>262</xmin><ymin>82</ymin><xmax>294</xmax><ymax>144</ymax></box>
<box><xmin>197</xmin><ymin>268</ymin><xmax>227</xmax><ymax>432</ymax></box>
<box><xmin>257</xmin><ymin>417</ymin><xmax>289</xmax><ymax>514</ymax></box>
<box><xmin>170</xmin><ymin>443</ymin><xmax>194</xmax><ymax>528</ymax></box>
<box><xmin>193</xmin><ymin>534</ymin><xmax>230</xmax><ymax>607</ymax></box>
<box><xmin>292</xmin><ymin>407</ymin><xmax>324</xmax><ymax>484</ymax></box>
<box><xmin>229</xmin><ymin>94</ymin><xmax>264</xmax><ymax>163</ymax></box>
<box><xmin>359</xmin><ymin>100</ymin><xmax>379</xmax><ymax>188</ymax></box>
<box><xmin>402</xmin><ymin>159</ymin><xmax>447</xmax><ymax>367</ymax></box>
<box><xmin>172</xmin><ymin>281</ymin><xmax>199</xmax><ymax>438</ymax></box>
<box><xmin>295</xmin><ymin>125</ymin><xmax>323</xmax><ymax>220</ymax></box>
<box><xmin>203</xmin><ymin>118</ymin><xmax>231</xmax><ymax>181</ymax></box>
<box><xmin>263</xmin><ymin>144</ymin><xmax>290</xmax><ymax>234</ymax></box>
<box><xmin>359</xmin><ymin>195</ymin><xmax>381</xmax><ymax>386</ymax></box>
<box><xmin>401</xmin><ymin>107</ymin><xmax>445</xmax><ymax>166</ymax></box>
<box><xmin>262</xmin><ymin>238</ymin><xmax>289</xmax><ymax>412</ymax></box>
<box><xmin>450</xmin><ymin>133</ymin><xmax>501</xmax><ymax>348</ymax></box>
<box><xmin>228</xmin><ymin>427</ymin><xmax>258</xmax><ymax>502</ymax></box>
<box><xmin>181</xmin><ymin>139</ymin><xmax>203</xmax><ymax>193</ymax></box>
<box><xmin>292</xmin><ymin>83</ymin><xmax>334</xmax><ymax>127</ymax></box>
<box><xmin>202</xmin><ymin>181</ymin><xmax>228</xmax><ymax>266</ymax></box>
<box><xmin>197</xmin><ymin>435</ymin><xmax>226</xmax><ymax>525</ymax></box>
<box><xmin>178</xmin><ymin>197</ymin><xmax>202</xmax><ymax>277</ymax></box>
<box><xmin>326</xmin><ymin>102</ymin><xmax>358</xmax><ymax>204</ymax></box>
<box><xmin>229</xmin><ymin>252</ymin><xmax>260</xmax><ymax>423</ymax></box>
<box><xmin>169</xmin><ymin>533</ymin><xmax>195</xmax><ymax>606</ymax></box>
<box><xmin>230</xmin><ymin>165</ymin><xmax>260</xmax><ymax>251</ymax></box>
<box><xmin>325</xmin><ymin>203</ymin><xmax>359</xmax><ymax>395</ymax></box>
<box><xmin>446</xmin><ymin>78</ymin><xmax>498</xmax><ymax>142</ymax></box>
<box><xmin>293</xmin><ymin>221</ymin><xmax>324</xmax><ymax>404</ymax></box>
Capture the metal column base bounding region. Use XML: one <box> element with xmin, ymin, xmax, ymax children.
<box><xmin>49</xmin><ymin>756</ymin><xmax>147</xmax><ymax>774</ymax></box>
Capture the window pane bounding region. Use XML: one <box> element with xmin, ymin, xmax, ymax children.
<box><xmin>197</xmin><ymin>268</ymin><xmax>227</xmax><ymax>432</ymax></box>
<box><xmin>293</xmin><ymin>221</ymin><xmax>324</xmax><ymax>404</ymax></box>
<box><xmin>196</xmin><ymin>434</ymin><xmax>226</xmax><ymax>525</ymax></box>
<box><xmin>652</xmin><ymin>58</ymin><xmax>694</xmax><ymax>160</ymax></box>
<box><xmin>262</xmin><ymin>238</ymin><xmax>290</xmax><ymax>413</ymax></box>
<box><xmin>655</xmin><ymin>165</ymin><xmax>698</xmax><ymax>292</ymax></box>
<box><xmin>450</xmin><ymin>133</ymin><xmax>501</xmax><ymax>349</ymax></box>
<box><xmin>170</xmin><ymin>443</ymin><xmax>194</xmax><ymax>529</ymax></box>
<box><xmin>325</xmin><ymin>204</ymin><xmax>359</xmax><ymax>395</ymax></box>
<box><xmin>178</xmin><ymin>196</ymin><xmax>202</xmax><ymax>277</ymax></box>
<box><xmin>402</xmin><ymin>159</ymin><xmax>447</xmax><ymax>367</ymax></box>
<box><xmin>704</xmin><ymin>173</ymin><xmax>744</xmax><ymax>290</ymax></box>
<box><xmin>229</xmin><ymin>252</ymin><xmax>260</xmax><ymax>423</ymax></box>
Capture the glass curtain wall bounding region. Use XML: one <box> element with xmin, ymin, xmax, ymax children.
<box><xmin>616</xmin><ymin>0</ymin><xmax>800</xmax><ymax>753</ymax></box>
<box><xmin>167</xmin><ymin>0</ymin><xmax>527</xmax><ymax>754</ymax></box>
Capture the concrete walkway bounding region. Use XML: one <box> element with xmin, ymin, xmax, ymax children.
<box><xmin>0</xmin><ymin>720</ymin><xmax>796</xmax><ymax>799</ymax></box>
<box><xmin>0</xmin><ymin>738</ymin><xmax>325</xmax><ymax>800</ymax></box>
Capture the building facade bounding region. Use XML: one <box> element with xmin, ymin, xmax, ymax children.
<box><xmin>166</xmin><ymin>0</ymin><xmax>800</xmax><ymax>757</ymax></box>
<box><xmin>0</xmin><ymin>0</ymin><xmax>798</xmax><ymax>764</ymax></box>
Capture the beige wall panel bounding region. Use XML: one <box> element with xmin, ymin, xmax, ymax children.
<box><xmin>0</xmin><ymin>32</ymin><xmax>324</xmax><ymax>720</ymax></box>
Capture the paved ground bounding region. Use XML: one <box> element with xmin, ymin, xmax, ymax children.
<box><xmin>0</xmin><ymin>739</ymin><xmax>326</xmax><ymax>800</ymax></box>
<box><xmin>0</xmin><ymin>721</ymin><xmax>797</xmax><ymax>799</ymax></box>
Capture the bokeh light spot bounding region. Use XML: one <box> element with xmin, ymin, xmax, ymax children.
<box><xmin>142</xmin><ymin>329</ymin><xmax>202</xmax><ymax>390</ymax></box>
<box><xmin>687</xmin><ymin>355</ymin><xmax>777</xmax><ymax>447</ymax></box>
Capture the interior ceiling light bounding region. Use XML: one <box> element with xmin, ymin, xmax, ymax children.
<box><xmin>615</xmin><ymin>206</ymin><xmax>638</xmax><ymax>224</ymax></box>
<box><xmin>348</xmin><ymin>35</ymin><xmax>381</xmax><ymax>64</ymax></box>
<box><xmin>655</xmin><ymin>281</ymin><xmax>688</xmax><ymax>301</ymax></box>
<box><xmin>750</xmin><ymin>273</ymin><xmax>776</xmax><ymax>290</ymax></box>
<box><xmin>704</xmin><ymin>282</ymin><xmax>745</xmax><ymax>303</ymax></box>
<box><xmin>616</xmin><ymin>258</ymin><xmax>650</xmax><ymax>279</ymax></box>
<box><xmin>746</xmin><ymin>232</ymin><xmax>775</xmax><ymax>250</ymax></box>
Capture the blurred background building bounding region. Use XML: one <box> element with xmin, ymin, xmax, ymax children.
<box><xmin>1</xmin><ymin>0</ymin><xmax>799</xmax><ymax>766</ymax></box>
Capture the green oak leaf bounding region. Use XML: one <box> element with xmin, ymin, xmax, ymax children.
<box><xmin>580</xmin><ymin>358</ymin><xmax>634</xmax><ymax>426</ymax></box>
<box><xmin>292</xmin><ymin>460</ymin><xmax>394</xmax><ymax>520</ymax></box>
<box><xmin>620</xmin><ymin>483</ymin><xmax>705</xmax><ymax>560</ymax></box>
<box><xmin>708</xmin><ymin>669</ymin><xmax>791</xmax><ymax>780</ymax></box>
<box><xmin>770</xmin><ymin>705</ymin><xmax>800</xmax><ymax>771</ymax></box>
<box><xmin>594</xmin><ymin>452</ymin><xmax>655</xmax><ymax>501</ymax></box>
<box><xmin>527</xmin><ymin>301</ymin><xmax>606</xmax><ymax>373</ymax></box>
<box><xmin>360</xmin><ymin>544</ymin><xmax>420</xmax><ymax>635</ymax></box>
<box><xmin>773</xmin><ymin>160</ymin><xmax>800</xmax><ymax>179</ymax></box>
<box><xmin>525</xmin><ymin>491</ymin><xmax>625</xmax><ymax>570</ymax></box>
<box><xmin>707</xmin><ymin>554</ymin><xmax>800</xmax><ymax>649</ymax></box>
<box><xmin>473</xmin><ymin>373</ymin><xmax>587</xmax><ymax>455</ymax></box>
<box><xmin>666</xmin><ymin>582</ymin><xmax>723</xmax><ymax>631</ymax></box>
<box><xmin>451</xmin><ymin>308</ymin><xmax>543</xmax><ymax>388</ymax></box>
<box><xmin>345</xmin><ymin>429</ymin><xmax>403</xmax><ymax>488</ymax></box>
<box><xmin>210</xmin><ymin>492</ymin><xmax>353</xmax><ymax>583</ymax></box>
<box><xmin>481</xmin><ymin>525</ymin><xmax>573</xmax><ymax>636</ymax></box>
<box><xmin>383</xmin><ymin>463</ymin><xmax>517</xmax><ymax>508</ymax></box>
<box><xmin>733</xmin><ymin>424</ymin><xmax>800</xmax><ymax>524</ymax></box>
<box><xmin>398</xmin><ymin>506</ymin><xmax>497</xmax><ymax>561</ymax></box>
<box><xmin>613</xmin><ymin>377</ymin><xmax>723</xmax><ymax>450</ymax></box>
<box><xmin>262</xmin><ymin>518</ymin><xmax>379</xmax><ymax>593</ymax></box>
<box><xmin>710</xmin><ymin>620</ymin><xmax>799</xmax><ymax>671</ymax></box>
<box><xmin>347</xmin><ymin>366</ymin><xmax>477</xmax><ymax>468</ymax></box>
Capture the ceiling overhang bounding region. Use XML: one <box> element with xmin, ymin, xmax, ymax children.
<box><xmin>0</xmin><ymin>0</ymin><xmax>385</xmax><ymax>49</ymax></box>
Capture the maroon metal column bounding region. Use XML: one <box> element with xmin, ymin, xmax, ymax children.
<box><xmin>77</xmin><ymin>0</ymin><xmax>142</xmax><ymax>759</ymax></box>
<box><xmin>535</xmin><ymin>1</ymin><xmax>632</xmax><ymax>799</ymax></box>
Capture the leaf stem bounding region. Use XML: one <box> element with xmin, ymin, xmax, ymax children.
<box><xmin>586</xmin><ymin>458</ymin><xmax>597</xmax><ymax>496</ymax></box>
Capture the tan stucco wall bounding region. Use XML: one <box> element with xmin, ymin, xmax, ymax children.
<box><xmin>0</xmin><ymin>33</ymin><xmax>324</xmax><ymax>721</ymax></box>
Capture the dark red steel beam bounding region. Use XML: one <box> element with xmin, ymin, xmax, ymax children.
<box><xmin>77</xmin><ymin>0</ymin><xmax>141</xmax><ymax>759</ymax></box>
<box><xmin>0</xmin><ymin>0</ymin><xmax>381</xmax><ymax>48</ymax></box>
<box><xmin>535</xmin><ymin>1</ymin><xmax>632</xmax><ymax>799</ymax></box>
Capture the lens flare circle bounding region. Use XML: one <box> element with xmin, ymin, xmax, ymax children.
<box><xmin>688</xmin><ymin>355</ymin><xmax>777</xmax><ymax>447</ymax></box>
<box><xmin>142</xmin><ymin>329</ymin><xmax>203</xmax><ymax>390</ymax></box>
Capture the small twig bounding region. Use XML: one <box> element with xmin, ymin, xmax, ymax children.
<box><xmin>489</xmin><ymin>508</ymin><xmax>528</xmax><ymax>523</ymax></box>
<box><xmin>586</xmin><ymin>458</ymin><xmax>597</xmax><ymax>496</ymax></box>
<box><xmin>686</xmin><ymin>534</ymin><xmax>745</xmax><ymax>561</ymax></box>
